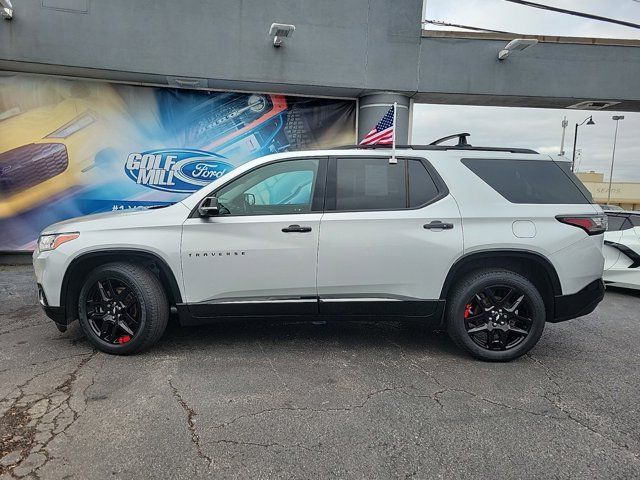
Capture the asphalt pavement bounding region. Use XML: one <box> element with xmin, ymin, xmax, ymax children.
<box><xmin>1</xmin><ymin>264</ymin><xmax>639</xmax><ymax>479</ymax></box>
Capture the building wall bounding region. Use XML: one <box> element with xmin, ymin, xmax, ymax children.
<box><xmin>2</xmin><ymin>1</ymin><xmax>640</xmax><ymax>111</ymax></box>
<box><xmin>416</xmin><ymin>34</ymin><xmax>640</xmax><ymax>110</ymax></box>
<box><xmin>0</xmin><ymin>0</ymin><xmax>423</xmax><ymax>98</ymax></box>
<box><xmin>576</xmin><ymin>171</ymin><xmax>604</xmax><ymax>183</ymax></box>
<box><xmin>577</xmin><ymin>172</ymin><xmax>640</xmax><ymax>210</ymax></box>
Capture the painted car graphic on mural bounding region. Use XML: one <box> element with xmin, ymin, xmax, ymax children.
<box><xmin>0</xmin><ymin>81</ymin><xmax>133</xmax><ymax>219</ymax></box>
<box><xmin>154</xmin><ymin>92</ymin><xmax>301</xmax><ymax>163</ymax></box>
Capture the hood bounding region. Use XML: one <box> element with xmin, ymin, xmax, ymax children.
<box><xmin>40</xmin><ymin>202</ymin><xmax>190</xmax><ymax>235</ymax></box>
<box><xmin>0</xmin><ymin>100</ymin><xmax>83</xmax><ymax>152</ymax></box>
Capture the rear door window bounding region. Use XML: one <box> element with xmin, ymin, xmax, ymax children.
<box><xmin>334</xmin><ymin>158</ymin><xmax>406</xmax><ymax>211</ymax></box>
<box><xmin>462</xmin><ymin>158</ymin><xmax>592</xmax><ymax>204</ymax></box>
<box><xmin>329</xmin><ymin>157</ymin><xmax>444</xmax><ymax>211</ymax></box>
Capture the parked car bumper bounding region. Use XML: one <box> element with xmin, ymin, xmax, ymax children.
<box><xmin>37</xmin><ymin>283</ymin><xmax>68</xmax><ymax>327</ymax></box>
<box><xmin>551</xmin><ymin>279</ymin><xmax>605</xmax><ymax>323</ymax></box>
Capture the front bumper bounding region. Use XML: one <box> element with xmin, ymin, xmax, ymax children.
<box><xmin>42</xmin><ymin>305</ymin><xmax>67</xmax><ymax>325</ymax></box>
<box><xmin>33</xmin><ymin>247</ymin><xmax>68</xmax><ymax>308</ymax></box>
<box><xmin>37</xmin><ymin>283</ymin><xmax>67</xmax><ymax>326</ymax></box>
<box><xmin>552</xmin><ymin>279</ymin><xmax>605</xmax><ymax>323</ymax></box>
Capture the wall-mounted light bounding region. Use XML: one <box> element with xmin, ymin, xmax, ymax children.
<box><xmin>1</xmin><ymin>0</ymin><xmax>13</xmax><ymax>20</ymax></box>
<box><xmin>567</xmin><ymin>100</ymin><xmax>621</xmax><ymax>110</ymax></box>
<box><xmin>269</xmin><ymin>23</ymin><xmax>295</xmax><ymax>47</ymax></box>
<box><xmin>498</xmin><ymin>38</ymin><xmax>538</xmax><ymax>60</ymax></box>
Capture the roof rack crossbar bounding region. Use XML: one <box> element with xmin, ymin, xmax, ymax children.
<box><xmin>429</xmin><ymin>133</ymin><xmax>471</xmax><ymax>147</ymax></box>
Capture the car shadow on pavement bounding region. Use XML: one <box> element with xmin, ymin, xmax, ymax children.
<box><xmin>146</xmin><ymin>316</ymin><xmax>463</xmax><ymax>358</ymax></box>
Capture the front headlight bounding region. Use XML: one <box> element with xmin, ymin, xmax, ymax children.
<box><xmin>38</xmin><ymin>233</ymin><xmax>80</xmax><ymax>252</ymax></box>
<box><xmin>46</xmin><ymin>113</ymin><xmax>95</xmax><ymax>139</ymax></box>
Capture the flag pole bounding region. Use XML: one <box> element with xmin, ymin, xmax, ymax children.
<box><xmin>389</xmin><ymin>102</ymin><xmax>398</xmax><ymax>164</ymax></box>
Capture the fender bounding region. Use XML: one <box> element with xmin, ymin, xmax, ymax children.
<box><xmin>60</xmin><ymin>248</ymin><xmax>183</xmax><ymax>308</ymax></box>
<box><xmin>440</xmin><ymin>248</ymin><xmax>563</xmax><ymax>300</ymax></box>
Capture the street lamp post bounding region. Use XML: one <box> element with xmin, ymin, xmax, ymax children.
<box><xmin>559</xmin><ymin>116</ymin><xmax>568</xmax><ymax>156</ymax></box>
<box><xmin>571</xmin><ymin>115</ymin><xmax>595</xmax><ymax>172</ymax></box>
<box><xmin>607</xmin><ymin>115</ymin><xmax>625</xmax><ymax>204</ymax></box>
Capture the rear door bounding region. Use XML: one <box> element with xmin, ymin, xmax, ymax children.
<box><xmin>316</xmin><ymin>156</ymin><xmax>462</xmax><ymax>316</ymax></box>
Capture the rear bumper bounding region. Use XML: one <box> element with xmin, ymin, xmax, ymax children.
<box><xmin>552</xmin><ymin>279</ymin><xmax>605</xmax><ymax>323</ymax></box>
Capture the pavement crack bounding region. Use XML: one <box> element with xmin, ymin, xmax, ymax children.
<box><xmin>399</xmin><ymin>388</ymin><xmax>446</xmax><ymax>410</ymax></box>
<box><xmin>168</xmin><ymin>379</ymin><xmax>214</xmax><ymax>468</ymax></box>
<box><xmin>540</xmin><ymin>391</ymin><xmax>640</xmax><ymax>462</ymax></box>
<box><xmin>211</xmin><ymin>385</ymin><xmax>408</xmax><ymax>431</ymax></box>
<box><xmin>526</xmin><ymin>354</ymin><xmax>639</xmax><ymax>461</ymax></box>
<box><xmin>0</xmin><ymin>350</ymin><xmax>98</xmax><ymax>478</ymax></box>
<box><xmin>210</xmin><ymin>438</ymin><xmax>322</xmax><ymax>453</ymax></box>
<box><xmin>257</xmin><ymin>340</ymin><xmax>288</xmax><ymax>391</ymax></box>
<box><xmin>433</xmin><ymin>387</ymin><xmax>564</xmax><ymax>419</ymax></box>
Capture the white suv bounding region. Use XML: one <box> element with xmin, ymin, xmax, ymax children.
<box><xmin>33</xmin><ymin>139</ymin><xmax>606</xmax><ymax>361</ymax></box>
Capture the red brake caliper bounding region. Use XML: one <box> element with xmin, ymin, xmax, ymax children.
<box><xmin>464</xmin><ymin>304</ymin><xmax>473</xmax><ymax>319</ymax></box>
<box><xmin>117</xmin><ymin>335</ymin><xmax>132</xmax><ymax>344</ymax></box>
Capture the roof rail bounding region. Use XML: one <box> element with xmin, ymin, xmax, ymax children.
<box><xmin>333</xmin><ymin>144</ymin><xmax>539</xmax><ymax>154</ymax></box>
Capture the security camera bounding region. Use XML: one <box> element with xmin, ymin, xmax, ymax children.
<box><xmin>0</xmin><ymin>0</ymin><xmax>13</xmax><ymax>20</ymax></box>
<box><xmin>269</xmin><ymin>23</ymin><xmax>295</xmax><ymax>47</ymax></box>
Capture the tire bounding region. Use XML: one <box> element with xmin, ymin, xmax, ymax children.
<box><xmin>77</xmin><ymin>262</ymin><xmax>169</xmax><ymax>355</ymax></box>
<box><xmin>446</xmin><ymin>269</ymin><xmax>546</xmax><ymax>361</ymax></box>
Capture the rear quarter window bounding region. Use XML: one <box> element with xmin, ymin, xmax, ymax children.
<box><xmin>462</xmin><ymin>158</ymin><xmax>592</xmax><ymax>204</ymax></box>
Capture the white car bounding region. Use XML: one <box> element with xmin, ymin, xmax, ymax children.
<box><xmin>33</xmin><ymin>137</ymin><xmax>606</xmax><ymax>361</ymax></box>
<box><xmin>604</xmin><ymin>211</ymin><xmax>640</xmax><ymax>289</ymax></box>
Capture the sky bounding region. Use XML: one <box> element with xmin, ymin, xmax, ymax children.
<box><xmin>413</xmin><ymin>0</ymin><xmax>640</xmax><ymax>181</ymax></box>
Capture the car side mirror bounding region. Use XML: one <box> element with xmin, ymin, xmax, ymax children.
<box><xmin>198</xmin><ymin>196</ymin><xmax>220</xmax><ymax>217</ymax></box>
<box><xmin>244</xmin><ymin>193</ymin><xmax>256</xmax><ymax>206</ymax></box>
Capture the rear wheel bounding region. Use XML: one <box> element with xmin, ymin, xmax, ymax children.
<box><xmin>77</xmin><ymin>262</ymin><xmax>168</xmax><ymax>355</ymax></box>
<box><xmin>446</xmin><ymin>269</ymin><xmax>546</xmax><ymax>361</ymax></box>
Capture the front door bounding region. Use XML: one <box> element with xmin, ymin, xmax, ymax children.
<box><xmin>181</xmin><ymin>157</ymin><xmax>326</xmax><ymax>317</ymax></box>
<box><xmin>317</xmin><ymin>156</ymin><xmax>462</xmax><ymax>316</ymax></box>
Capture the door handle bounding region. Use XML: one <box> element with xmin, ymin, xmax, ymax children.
<box><xmin>423</xmin><ymin>221</ymin><xmax>454</xmax><ymax>230</ymax></box>
<box><xmin>282</xmin><ymin>224</ymin><xmax>312</xmax><ymax>233</ymax></box>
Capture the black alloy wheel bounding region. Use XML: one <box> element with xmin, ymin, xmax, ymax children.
<box><xmin>463</xmin><ymin>285</ymin><xmax>532</xmax><ymax>351</ymax></box>
<box><xmin>85</xmin><ymin>277</ymin><xmax>141</xmax><ymax>345</ymax></box>
<box><xmin>446</xmin><ymin>269</ymin><xmax>546</xmax><ymax>361</ymax></box>
<box><xmin>77</xmin><ymin>262</ymin><xmax>169</xmax><ymax>355</ymax></box>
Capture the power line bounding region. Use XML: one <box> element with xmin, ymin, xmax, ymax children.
<box><xmin>503</xmin><ymin>0</ymin><xmax>640</xmax><ymax>30</ymax></box>
<box><xmin>423</xmin><ymin>19</ymin><xmax>518</xmax><ymax>34</ymax></box>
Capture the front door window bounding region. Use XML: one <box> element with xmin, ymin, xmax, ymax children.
<box><xmin>216</xmin><ymin>159</ymin><xmax>320</xmax><ymax>215</ymax></box>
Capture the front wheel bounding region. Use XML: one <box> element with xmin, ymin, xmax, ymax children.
<box><xmin>446</xmin><ymin>269</ymin><xmax>546</xmax><ymax>361</ymax></box>
<box><xmin>77</xmin><ymin>262</ymin><xmax>169</xmax><ymax>355</ymax></box>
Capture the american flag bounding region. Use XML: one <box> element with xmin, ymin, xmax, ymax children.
<box><xmin>359</xmin><ymin>106</ymin><xmax>395</xmax><ymax>145</ymax></box>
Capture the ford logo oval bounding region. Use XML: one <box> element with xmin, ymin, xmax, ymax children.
<box><xmin>124</xmin><ymin>148</ymin><xmax>234</xmax><ymax>193</ymax></box>
<box><xmin>174</xmin><ymin>157</ymin><xmax>234</xmax><ymax>186</ymax></box>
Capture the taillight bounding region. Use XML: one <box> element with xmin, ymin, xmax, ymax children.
<box><xmin>556</xmin><ymin>215</ymin><xmax>607</xmax><ymax>235</ymax></box>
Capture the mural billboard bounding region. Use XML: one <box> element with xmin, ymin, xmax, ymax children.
<box><xmin>0</xmin><ymin>75</ymin><xmax>356</xmax><ymax>250</ymax></box>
